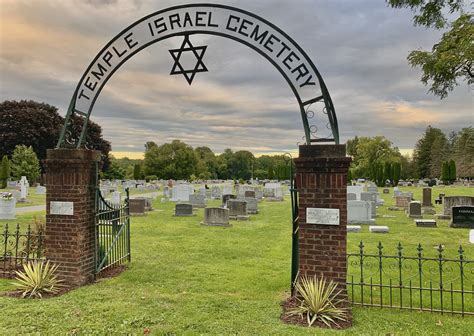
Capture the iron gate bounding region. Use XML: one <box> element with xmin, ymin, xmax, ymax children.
<box><xmin>285</xmin><ymin>154</ymin><xmax>299</xmax><ymax>293</ymax></box>
<box><xmin>95</xmin><ymin>187</ymin><xmax>131</xmax><ymax>274</ymax></box>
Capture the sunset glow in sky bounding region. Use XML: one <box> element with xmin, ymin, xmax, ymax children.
<box><xmin>1</xmin><ymin>0</ymin><xmax>472</xmax><ymax>158</ymax></box>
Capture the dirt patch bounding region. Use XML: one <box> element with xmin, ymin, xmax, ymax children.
<box><xmin>96</xmin><ymin>264</ymin><xmax>127</xmax><ymax>280</ymax></box>
<box><xmin>280</xmin><ymin>296</ymin><xmax>353</xmax><ymax>330</ymax></box>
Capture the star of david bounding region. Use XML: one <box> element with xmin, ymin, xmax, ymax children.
<box><xmin>169</xmin><ymin>35</ymin><xmax>208</xmax><ymax>85</ymax></box>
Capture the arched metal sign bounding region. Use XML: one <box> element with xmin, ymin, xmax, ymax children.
<box><xmin>57</xmin><ymin>3</ymin><xmax>339</xmax><ymax>148</ymax></box>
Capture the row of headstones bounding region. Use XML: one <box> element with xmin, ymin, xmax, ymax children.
<box><xmin>174</xmin><ymin>193</ymin><xmax>262</xmax><ymax>226</ymax></box>
<box><xmin>164</xmin><ymin>183</ymin><xmax>284</xmax><ymax>203</ymax></box>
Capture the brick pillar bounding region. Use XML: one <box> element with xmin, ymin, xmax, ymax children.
<box><xmin>43</xmin><ymin>149</ymin><xmax>100</xmax><ymax>286</ymax></box>
<box><xmin>294</xmin><ymin>144</ymin><xmax>352</xmax><ymax>320</ymax></box>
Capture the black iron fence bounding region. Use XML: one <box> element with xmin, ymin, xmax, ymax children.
<box><xmin>347</xmin><ymin>241</ymin><xmax>474</xmax><ymax>316</ymax></box>
<box><xmin>1</xmin><ymin>224</ymin><xmax>45</xmax><ymax>278</ymax></box>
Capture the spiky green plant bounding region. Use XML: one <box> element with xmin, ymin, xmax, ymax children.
<box><xmin>11</xmin><ymin>260</ymin><xmax>63</xmax><ymax>298</ymax></box>
<box><xmin>288</xmin><ymin>276</ymin><xmax>348</xmax><ymax>328</ymax></box>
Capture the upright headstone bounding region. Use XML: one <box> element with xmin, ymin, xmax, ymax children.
<box><xmin>0</xmin><ymin>195</ymin><xmax>16</xmax><ymax>219</ymax></box>
<box><xmin>189</xmin><ymin>194</ymin><xmax>206</xmax><ymax>208</ymax></box>
<box><xmin>440</xmin><ymin>196</ymin><xmax>474</xmax><ymax>219</ymax></box>
<box><xmin>347</xmin><ymin>186</ymin><xmax>363</xmax><ymax>200</ymax></box>
<box><xmin>174</xmin><ymin>203</ymin><xmax>194</xmax><ymax>217</ymax></box>
<box><xmin>245</xmin><ymin>198</ymin><xmax>259</xmax><ymax>214</ymax></box>
<box><xmin>35</xmin><ymin>185</ymin><xmax>47</xmax><ymax>195</ymax></box>
<box><xmin>129</xmin><ymin>198</ymin><xmax>146</xmax><ymax>215</ymax></box>
<box><xmin>450</xmin><ymin>206</ymin><xmax>474</xmax><ymax>228</ymax></box>
<box><xmin>395</xmin><ymin>196</ymin><xmax>411</xmax><ymax>208</ymax></box>
<box><xmin>222</xmin><ymin>194</ymin><xmax>236</xmax><ymax>207</ymax></box>
<box><xmin>111</xmin><ymin>191</ymin><xmax>121</xmax><ymax>206</ymax></box>
<box><xmin>422</xmin><ymin>188</ymin><xmax>432</xmax><ymax>207</ymax></box>
<box><xmin>347</xmin><ymin>200</ymin><xmax>374</xmax><ymax>224</ymax></box>
<box><xmin>202</xmin><ymin>207</ymin><xmax>230</xmax><ymax>226</ymax></box>
<box><xmin>360</xmin><ymin>192</ymin><xmax>377</xmax><ymax>218</ymax></box>
<box><xmin>244</xmin><ymin>190</ymin><xmax>256</xmax><ymax>199</ymax></box>
<box><xmin>19</xmin><ymin>176</ymin><xmax>28</xmax><ymax>201</ymax></box>
<box><xmin>408</xmin><ymin>201</ymin><xmax>422</xmax><ymax>218</ymax></box>
<box><xmin>227</xmin><ymin>199</ymin><xmax>248</xmax><ymax>219</ymax></box>
<box><xmin>211</xmin><ymin>186</ymin><xmax>222</xmax><ymax>200</ymax></box>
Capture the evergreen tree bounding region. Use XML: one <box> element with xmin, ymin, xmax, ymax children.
<box><xmin>0</xmin><ymin>155</ymin><xmax>11</xmax><ymax>188</ymax></box>
<box><xmin>392</xmin><ymin>162</ymin><xmax>401</xmax><ymax>186</ymax></box>
<box><xmin>441</xmin><ymin>161</ymin><xmax>450</xmax><ymax>184</ymax></box>
<box><xmin>10</xmin><ymin>145</ymin><xmax>40</xmax><ymax>182</ymax></box>
<box><xmin>133</xmin><ymin>164</ymin><xmax>141</xmax><ymax>180</ymax></box>
<box><xmin>449</xmin><ymin>159</ymin><xmax>457</xmax><ymax>183</ymax></box>
<box><xmin>383</xmin><ymin>162</ymin><xmax>392</xmax><ymax>185</ymax></box>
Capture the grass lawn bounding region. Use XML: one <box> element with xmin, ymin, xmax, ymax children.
<box><xmin>0</xmin><ymin>185</ymin><xmax>472</xmax><ymax>334</ymax></box>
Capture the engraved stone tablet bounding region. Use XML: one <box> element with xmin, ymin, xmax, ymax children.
<box><xmin>50</xmin><ymin>201</ymin><xmax>74</xmax><ymax>215</ymax></box>
<box><xmin>306</xmin><ymin>208</ymin><xmax>340</xmax><ymax>225</ymax></box>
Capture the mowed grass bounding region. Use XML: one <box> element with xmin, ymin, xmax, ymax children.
<box><xmin>0</xmin><ymin>185</ymin><xmax>473</xmax><ymax>334</ymax></box>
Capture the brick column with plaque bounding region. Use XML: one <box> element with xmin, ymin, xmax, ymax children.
<box><xmin>43</xmin><ymin>149</ymin><xmax>100</xmax><ymax>286</ymax></box>
<box><xmin>294</xmin><ymin>144</ymin><xmax>352</xmax><ymax>320</ymax></box>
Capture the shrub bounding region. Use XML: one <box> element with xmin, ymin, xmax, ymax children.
<box><xmin>288</xmin><ymin>276</ymin><xmax>348</xmax><ymax>328</ymax></box>
<box><xmin>11</xmin><ymin>260</ymin><xmax>63</xmax><ymax>298</ymax></box>
<box><xmin>144</xmin><ymin>175</ymin><xmax>158</xmax><ymax>181</ymax></box>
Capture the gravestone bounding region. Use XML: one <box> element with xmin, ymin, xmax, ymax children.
<box><xmin>189</xmin><ymin>194</ymin><xmax>206</xmax><ymax>208</ymax></box>
<box><xmin>347</xmin><ymin>200</ymin><xmax>374</xmax><ymax>224</ymax></box>
<box><xmin>202</xmin><ymin>207</ymin><xmax>230</xmax><ymax>227</ymax></box>
<box><xmin>174</xmin><ymin>203</ymin><xmax>195</xmax><ymax>217</ymax></box>
<box><xmin>408</xmin><ymin>201</ymin><xmax>422</xmax><ymax>218</ymax></box>
<box><xmin>170</xmin><ymin>184</ymin><xmax>194</xmax><ymax>202</ymax></box>
<box><xmin>347</xmin><ymin>193</ymin><xmax>357</xmax><ymax>201</ymax></box>
<box><xmin>383</xmin><ymin>188</ymin><xmax>390</xmax><ymax>194</ymax></box>
<box><xmin>367</xmin><ymin>186</ymin><xmax>378</xmax><ymax>193</ymax></box>
<box><xmin>369</xmin><ymin>226</ymin><xmax>389</xmax><ymax>233</ymax></box>
<box><xmin>395</xmin><ymin>196</ymin><xmax>411</xmax><ymax>208</ymax></box>
<box><xmin>415</xmin><ymin>219</ymin><xmax>437</xmax><ymax>227</ymax></box>
<box><xmin>244</xmin><ymin>190</ymin><xmax>256</xmax><ymax>199</ymax></box>
<box><xmin>227</xmin><ymin>199</ymin><xmax>248</xmax><ymax>220</ymax></box>
<box><xmin>422</xmin><ymin>188</ymin><xmax>432</xmax><ymax>207</ymax></box>
<box><xmin>450</xmin><ymin>206</ymin><xmax>474</xmax><ymax>228</ymax></box>
<box><xmin>19</xmin><ymin>176</ymin><xmax>28</xmax><ymax>202</ymax></box>
<box><xmin>135</xmin><ymin>197</ymin><xmax>153</xmax><ymax>211</ymax></box>
<box><xmin>0</xmin><ymin>197</ymin><xmax>16</xmax><ymax>219</ymax></box>
<box><xmin>347</xmin><ymin>186</ymin><xmax>363</xmax><ymax>200</ymax></box>
<box><xmin>35</xmin><ymin>185</ymin><xmax>46</xmax><ymax>195</ymax></box>
<box><xmin>129</xmin><ymin>198</ymin><xmax>146</xmax><ymax>215</ymax></box>
<box><xmin>222</xmin><ymin>194</ymin><xmax>236</xmax><ymax>207</ymax></box>
<box><xmin>211</xmin><ymin>186</ymin><xmax>222</xmax><ymax>200</ymax></box>
<box><xmin>470</xmin><ymin>230</ymin><xmax>474</xmax><ymax>244</ymax></box>
<box><xmin>245</xmin><ymin>198</ymin><xmax>258</xmax><ymax>214</ymax></box>
<box><xmin>111</xmin><ymin>191</ymin><xmax>121</xmax><ymax>206</ymax></box>
<box><xmin>347</xmin><ymin>225</ymin><xmax>361</xmax><ymax>233</ymax></box>
<box><xmin>222</xmin><ymin>184</ymin><xmax>233</xmax><ymax>196</ymax></box>
<box><xmin>255</xmin><ymin>190</ymin><xmax>263</xmax><ymax>201</ymax></box>
<box><xmin>7</xmin><ymin>181</ymin><xmax>17</xmax><ymax>188</ymax></box>
<box><xmin>439</xmin><ymin>196</ymin><xmax>474</xmax><ymax>219</ymax></box>
<box><xmin>360</xmin><ymin>192</ymin><xmax>377</xmax><ymax>218</ymax></box>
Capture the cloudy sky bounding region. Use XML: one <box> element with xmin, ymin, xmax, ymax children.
<box><xmin>1</xmin><ymin>0</ymin><xmax>472</xmax><ymax>158</ymax></box>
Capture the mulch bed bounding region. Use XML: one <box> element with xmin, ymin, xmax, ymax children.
<box><xmin>280</xmin><ymin>296</ymin><xmax>353</xmax><ymax>330</ymax></box>
<box><xmin>1</xmin><ymin>265</ymin><xmax>128</xmax><ymax>299</ymax></box>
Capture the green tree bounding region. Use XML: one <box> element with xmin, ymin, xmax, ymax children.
<box><xmin>10</xmin><ymin>145</ymin><xmax>41</xmax><ymax>182</ymax></box>
<box><xmin>388</xmin><ymin>1</ymin><xmax>472</xmax><ymax>98</ymax></box>
<box><xmin>102</xmin><ymin>161</ymin><xmax>126</xmax><ymax>180</ymax></box>
<box><xmin>227</xmin><ymin>151</ymin><xmax>254</xmax><ymax>180</ymax></box>
<box><xmin>383</xmin><ymin>162</ymin><xmax>392</xmax><ymax>184</ymax></box>
<box><xmin>392</xmin><ymin>162</ymin><xmax>401</xmax><ymax>186</ymax></box>
<box><xmin>441</xmin><ymin>161</ymin><xmax>450</xmax><ymax>184</ymax></box>
<box><xmin>0</xmin><ymin>155</ymin><xmax>11</xmax><ymax>188</ymax></box>
<box><xmin>0</xmin><ymin>100</ymin><xmax>111</xmax><ymax>172</ymax></box>
<box><xmin>413</xmin><ymin>126</ymin><xmax>449</xmax><ymax>178</ymax></box>
<box><xmin>195</xmin><ymin>146</ymin><xmax>218</xmax><ymax>179</ymax></box>
<box><xmin>143</xmin><ymin>140</ymin><xmax>198</xmax><ymax>180</ymax></box>
<box><xmin>348</xmin><ymin>136</ymin><xmax>401</xmax><ymax>180</ymax></box>
<box><xmin>452</xmin><ymin>127</ymin><xmax>474</xmax><ymax>178</ymax></box>
<box><xmin>133</xmin><ymin>164</ymin><xmax>142</xmax><ymax>180</ymax></box>
<box><xmin>449</xmin><ymin>159</ymin><xmax>457</xmax><ymax>182</ymax></box>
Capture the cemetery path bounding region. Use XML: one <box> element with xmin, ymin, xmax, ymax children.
<box><xmin>15</xmin><ymin>205</ymin><xmax>46</xmax><ymax>213</ymax></box>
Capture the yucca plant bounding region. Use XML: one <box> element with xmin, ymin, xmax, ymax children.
<box><xmin>11</xmin><ymin>260</ymin><xmax>63</xmax><ymax>298</ymax></box>
<box><xmin>288</xmin><ymin>276</ymin><xmax>348</xmax><ymax>328</ymax></box>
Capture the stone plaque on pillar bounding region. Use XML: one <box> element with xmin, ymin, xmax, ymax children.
<box><xmin>294</xmin><ymin>144</ymin><xmax>352</xmax><ymax>323</ymax></box>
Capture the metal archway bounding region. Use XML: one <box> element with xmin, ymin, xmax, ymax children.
<box><xmin>57</xmin><ymin>3</ymin><xmax>339</xmax><ymax>148</ymax></box>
